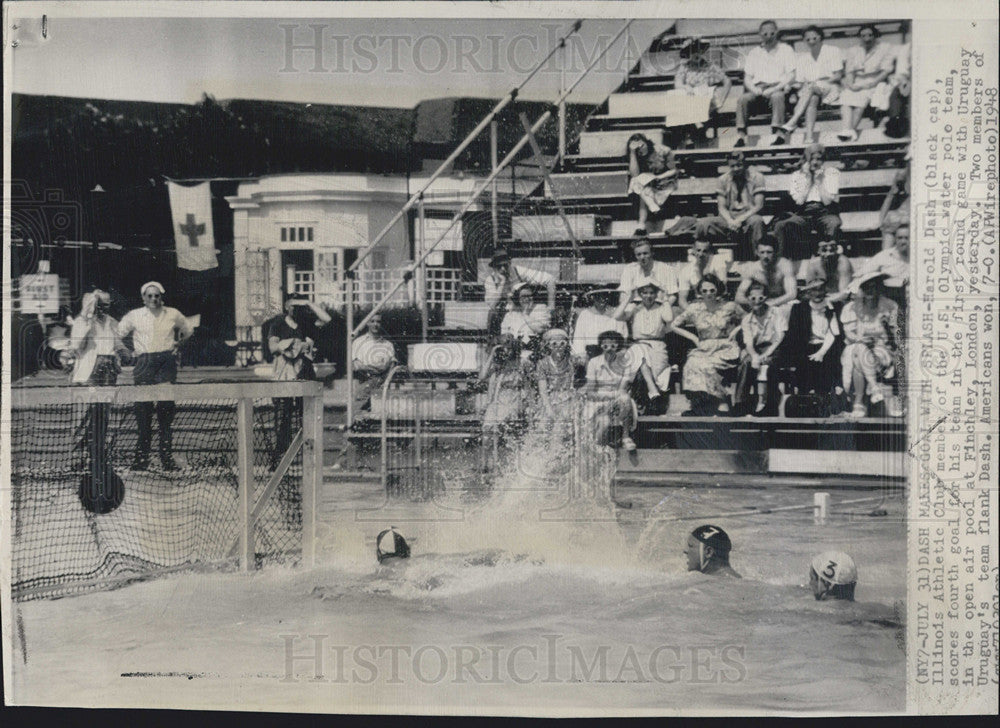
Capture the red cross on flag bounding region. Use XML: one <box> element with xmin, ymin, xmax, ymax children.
<box><xmin>167</xmin><ymin>180</ymin><xmax>219</xmax><ymax>271</ymax></box>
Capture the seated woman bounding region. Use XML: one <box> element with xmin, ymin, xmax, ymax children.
<box><xmin>780</xmin><ymin>25</ymin><xmax>844</xmax><ymax>140</ymax></box>
<box><xmin>837</xmin><ymin>24</ymin><xmax>895</xmax><ymax>142</ymax></box>
<box><xmin>480</xmin><ymin>335</ymin><xmax>530</xmax><ymax>465</ymax></box>
<box><xmin>670</xmin><ymin>274</ymin><xmax>743</xmax><ymax>416</ymax></box>
<box><xmin>612</xmin><ymin>280</ymin><xmax>673</xmax><ymax>410</ymax></box>
<box><xmin>500</xmin><ymin>283</ymin><xmax>552</xmax><ymax>356</ymax></box>
<box><xmin>840</xmin><ymin>271</ymin><xmax>900</xmax><ymax>418</ymax></box>
<box><xmin>626</xmin><ymin>133</ymin><xmax>679</xmax><ymax>233</ymax></box>
<box><xmin>532</xmin><ymin>328</ymin><xmax>578</xmax><ymax>434</ymax></box>
<box><xmin>582</xmin><ymin>330</ymin><xmax>640</xmax><ymax>452</ymax></box>
<box><xmin>673</xmin><ymin>38</ymin><xmax>731</xmax><ymax>147</ymax></box>
<box><xmin>734</xmin><ymin>282</ymin><xmax>788</xmax><ymax>417</ymax></box>
<box><xmin>778</xmin><ymin>274</ymin><xmax>844</xmax><ymax>401</ymax></box>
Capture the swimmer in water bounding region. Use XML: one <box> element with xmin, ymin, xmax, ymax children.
<box><xmin>809</xmin><ymin>551</ymin><xmax>857</xmax><ymax>601</ymax></box>
<box><xmin>376</xmin><ymin>527</ymin><xmax>411</xmax><ymax>564</ymax></box>
<box><xmin>685</xmin><ymin>524</ymin><xmax>741</xmax><ymax>578</ymax></box>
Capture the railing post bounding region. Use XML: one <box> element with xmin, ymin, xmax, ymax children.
<box><xmin>490</xmin><ymin>119</ymin><xmax>499</xmax><ymax>246</ymax></box>
<box><xmin>418</xmin><ymin>194</ymin><xmax>428</xmax><ymax>342</ymax></box>
<box><xmin>301</xmin><ymin>385</ymin><xmax>322</xmax><ymax>569</ymax></box>
<box><xmin>236</xmin><ymin>397</ymin><xmax>254</xmax><ymax>571</ymax></box>
<box><xmin>345</xmin><ymin>274</ymin><xmax>355</xmax><ymax>430</ymax></box>
<box><xmin>558</xmin><ymin>39</ymin><xmax>567</xmax><ymax>162</ymax></box>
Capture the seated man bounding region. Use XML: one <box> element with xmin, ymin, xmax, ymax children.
<box><xmin>484</xmin><ymin>249</ymin><xmax>556</xmax><ymax>338</ymax></box>
<box><xmin>801</xmin><ymin>239</ymin><xmax>854</xmax><ymax>305</ymax></box>
<box><xmin>734</xmin><ymin>282</ymin><xmax>787</xmax><ymax>417</ymax></box>
<box><xmin>735</xmin><ymin>235</ymin><xmax>798</xmax><ymax>320</ymax></box>
<box><xmin>684</xmin><ymin>525</ymin><xmax>741</xmax><ymax>578</ymax></box>
<box><xmin>809</xmin><ymin>551</ymin><xmax>858</xmax><ymax>601</ymax></box>
<box><xmin>773</xmin><ymin>143</ymin><xmax>842</xmax><ymax>262</ymax></box>
<box><xmin>779</xmin><ymin>275</ymin><xmax>844</xmax><ymax>401</ymax></box>
<box><xmin>735</xmin><ymin>20</ymin><xmax>795</xmax><ymax>147</ymax></box>
<box><xmin>571</xmin><ymin>288</ymin><xmax>628</xmax><ymax>368</ymax></box>
<box><xmin>352</xmin><ymin>312</ymin><xmax>398</xmax><ymax>409</ymax></box>
<box><xmin>695</xmin><ymin>152</ymin><xmax>767</xmax><ymax>261</ymax></box>
<box><xmin>618</xmin><ymin>234</ymin><xmax>679</xmax><ymax>307</ymax></box>
<box><xmin>678</xmin><ymin>238</ymin><xmax>730</xmax><ymax>309</ymax></box>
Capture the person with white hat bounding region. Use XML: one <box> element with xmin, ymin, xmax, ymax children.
<box><xmin>809</xmin><ymin>551</ymin><xmax>858</xmax><ymax>601</ymax></box>
<box><xmin>118</xmin><ymin>281</ymin><xmax>193</xmax><ymax>470</ymax></box>
<box><xmin>840</xmin><ymin>270</ymin><xmax>899</xmax><ymax>418</ymax></box>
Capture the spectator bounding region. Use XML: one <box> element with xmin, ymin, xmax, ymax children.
<box><xmin>618</xmin><ymin>234</ymin><xmax>679</xmax><ymax>306</ymax></box>
<box><xmin>670</xmin><ymin>274</ymin><xmax>743</xmax><ymax>416</ymax></box>
<box><xmin>582</xmin><ymin>330</ymin><xmax>640</xmax><ymax>451</ymax></box>
<box><xmin>484</xmin><ymin>249</ymin><xmax>555</xmax><ymax>338</ymax></box>
<box><xmin>501</xmin><ymin>283</ymin><xmax>552</xmax><ymax>351</ymax></box>
<box><xmin>884</xmin><ymin>23</ymin><xmax>911</xmax><ymax>138</ymax></box>
<box><xmin>735</xmin><ymin>235</ymin><xmax>798</xmax><ymax>318</ymax></box>
<box><xmin>118</xmin><ymin>281</ymin><xmax>193</xmax><ymax>471</ymax></box>
<box><xmin>352</xmin><ymin>312</ymin><xmax>398</xmax><ymax>410</ymax></box>
<box><xmin>626</xmin><ymin>133</ymin><xmax>680</xmax><ymax>233</ymax></box>
<box><xmin>268</xmin><ymin>294</ymin><xmax>331</xmax><ymax>469</ymax></box>
<box><xmin>841</xmin><ymin>271</ymin><xmax>899</xmax><ymax>418</ymax></box>
<box><xmin>802</xmin><ymin>239</ymin><xmax>854</xmax><ymax>305</ymax></box>
<box><xmin>735</xmin><ymin>20</ymin><xmax>796</xmax><ymax>147</ymax></box>
<box><xmin>734</xmin><ymin>282</ymin><xmax>787</xmax><ymax>416</ymax></box>
<box><xmin>837</xmin><ymin>24</ymin><xmax>895</xmax><ymax>142</ymax></box>
<box><xmin>69</xmin><ymin>289</ymin><xmax>123</xmax><ymax>386</ymax></box>
<box><xmin>533</xmin><ymin>328</ymin><xmax>577</xmax><ymax>428</ymax></box>
<box><xmin>571</xmin><ymin>288</ymin><xmax>628</xmax><ymax>367</ymax></box>
<box><xmin>695</xmin><ymin>151</ymin><xmax>767</xmax><ymax>261</ymax></box>
<box><xmin>678</xmin><ymin>239</ymin><xmax>730</xmax><ymax>309</ymax></box>
<box><xmin>779</xmin><ymin>274</ymin><xmax>844</xmax><ymax>400</ymax></box>
<box><xmin>612</xmin><ymin>280</ymin><xmax>673</xmax><ymax>409</ymax></box>
<box><xmin>780</xmin><ymin>25</ymin><xmax>844</xmax><ymax>141</ymax></box>
<box><xmin>773</xmin><ymin>143</ymin><xmax>842</xmax><ymax>261</ymax></box>
<box><xmin>863</xmin><ymin>222</ymin><xmax>909</xmax><ymax>348</ymax></box>
<box><xmin>480</xmin><ymin>335</ymin><xmax>530</xmax><ymax>465</ymax></box>
<box><xmin>674</xmin><ymin>38</ymin><xmax>732</xmax><ymax>147</ymax></box>
<box><xmin>878</xmin><ymin>164</ymin><xmax>910</xmax><ymax>250</ymax></box>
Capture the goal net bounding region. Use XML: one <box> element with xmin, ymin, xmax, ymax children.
<box><xmin>7</xmin><ymin>381</ymin><xmax>322</xmax><ymax>601</ymax></box>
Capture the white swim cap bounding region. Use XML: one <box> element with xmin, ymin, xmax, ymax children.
<box><xmin>811</xmin><ymin>551</ymin><xmax>858</xmax><ymax>585</ymax></box>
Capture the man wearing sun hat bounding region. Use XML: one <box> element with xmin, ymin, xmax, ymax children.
<box><xmin>118</xmin><ymin>281</ymin><xmax>194</xmax><ymax>471</ymax></box>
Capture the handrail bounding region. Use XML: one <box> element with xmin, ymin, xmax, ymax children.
<box><xmin>348</xmin><ymin>19</ymin><xmax>584</xmax><ymax>276</ymax></box>
<box><xmin>352</xmin><ymin>19</ymin><xmax>634</xmax><ymax>339</ymax></box>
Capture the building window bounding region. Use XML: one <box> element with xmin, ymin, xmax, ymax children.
<box><xmin>280</xmin><ymin>226</ymin><xmax>314</xmax><ymax>243</ymax></box>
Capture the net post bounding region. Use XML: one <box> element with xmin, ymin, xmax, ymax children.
<box><xmin>237</xmin><ymin>396</ymin><xmax>255</xmax><ymax>571</ymax></box>
<box><xmin>301</xmin><ymin>385</ymin><xmax>323</xmax><ymax>569</ymax></box>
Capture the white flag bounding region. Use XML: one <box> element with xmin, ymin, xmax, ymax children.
<box><xmin>167</xmin><ymin>181</ymin><xmax>218</xmax><ymax>271</ymax></box>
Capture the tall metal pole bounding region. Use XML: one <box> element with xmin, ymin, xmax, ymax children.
<box><xmin>345</xmin><ymin>274</ymin><xmax>355</xmax><ymax>429</ymax></box>
<box><xmin>490</xmin><ymin>120</ymin><xmax>499</xmax><ymax>246</ymax></box>
<box><xmin>558</xmin><ymin>38</ymin><xmax>567</xmax><ymax>162</ymax></box>
<box><xmin>417</xmin><ymin>194</ymin><xmax>428</xmax><ymax>342</ymax></box>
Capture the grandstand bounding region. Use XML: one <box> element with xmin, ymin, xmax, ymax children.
<box><xmin>349</xmin><ymin>18</ymin><xmax>909</xmax><ymax>483</ymax></box>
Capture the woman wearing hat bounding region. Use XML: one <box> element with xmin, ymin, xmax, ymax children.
<box><xmin>840</xmin><ymin>270</ymin><xmax>899</xmax><ymax>418</ymax></box>
<box><xmin>612</xmin><ymin>279</ymin><xmax>673</xmax><ymax>410</ymax></box>
<box><xmin>533</xmin><ymin>328</ymin><xmax>577</xmax><ymax>430</ymax></box>
<box><xmin>670</xmin><ymin>274</ymin><xmax>743</xmax><ymax>416</ymax></box>
<box><xmin>674</xmin><ymin>38</ymin><xmax>731</xmax><ymax>147</ymax></box>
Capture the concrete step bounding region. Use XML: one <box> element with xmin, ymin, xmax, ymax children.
<box><xmin>510</xmin><ymin>213</ymin><xmax>610</xmax><ymax>241</ymax></box>
<box><xmin>577</xmin><ymin>128</ymin><xmax>666</xmax><ymax>158</ymax></box>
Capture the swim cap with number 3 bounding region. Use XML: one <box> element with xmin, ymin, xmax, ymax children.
<box><xmin>811</xmin><ymin>551</ymin><xmax>858</xmax><ymax>585</ymax></box>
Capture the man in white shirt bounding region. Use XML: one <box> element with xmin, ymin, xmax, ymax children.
<box><xmin>571</xmin><ymin>289</ymin><xmax>628</xmax><ymax>366</ymax></box>
<box><xmin>483</xmin><ymin>249</ymin><xmax>556</xmax><ymax>338</ymax></box>
<box><xmin>618</xmin><ymin>236</ymin><xmax>678</xmax><ymax>307</ymax></box>
<box><xmin>736</xmin><ymin>20</ymin><xmax>796</xmax><ymax>147</ymax></box>
<box><xmin>772</xmin><ymin>143</ymin><xmax>843</xmax><ymax>261</ymax></box>
<box><xmin>118</xmin><ymin>281</ymin><xmax>193</xmax><ymax>470</ymax></box>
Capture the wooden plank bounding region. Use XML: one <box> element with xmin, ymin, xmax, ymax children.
<box><xmin>10</xmin><ymin>380</ymin><xmax>324</xmax><ymax>407</ymax></box>
<box><xmin>511</xmin><ymin>214</ymin><xmax>609</xmax><ymax>241</ymax></box>
<box><xmin>408</xmin><ymin>343</ymin><xmax>480</xmax><ymax>373</ymax></box>
<box><xmin>615</xmin><ymin>449</ymin><xmax>768</xmax><ymax>474</ymax></box>
<box><xmin>770</xmin><ymin>448</ymin><xmax>907</xmax><ymax>477</ymax></box>
<box><xmin>443</xmin><ymin>301</ymin><xmax>491</xmax><ymax>329</ymax></box>
<box><xmin>578</xmin><ymin>128</ymin><xmax>665</xmax><ymax>157</ymax></box>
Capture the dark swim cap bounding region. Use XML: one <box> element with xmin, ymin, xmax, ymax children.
<box><xmin>376</xmin><ymin>527</ymin><xmax>411</xmax><ymax>563</ymax></box>
<box><xmin>691</xmin><ymin>524</ymin><xmax>732</xmax><ymax>554</ymax></box>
